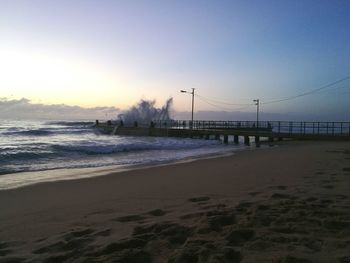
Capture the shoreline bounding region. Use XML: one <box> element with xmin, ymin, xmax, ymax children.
<box><xmin>0</xmin><ymin>140</ymin><xmax>256</xmax><ymax>191</ymax></box>
<box><xmin>1</xmin><ymin>140</ymin><xmax>349</xmax><ymax>262</ymax></box>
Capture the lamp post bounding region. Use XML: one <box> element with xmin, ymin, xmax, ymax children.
<box><xmin>180</xmin><ymin>88</ymin><xmax>195</xmax><ymax>128</ymax></box>
<box><xmin>253</xmin><ymin>99</ymin><xmax>259</xmax><ymax>129</ymax></box>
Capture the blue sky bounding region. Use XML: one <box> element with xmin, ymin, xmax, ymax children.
<box><xmin>0</xmin><ymin>0</ymin><xmax>349</xmax><ymax>119</ymax></box>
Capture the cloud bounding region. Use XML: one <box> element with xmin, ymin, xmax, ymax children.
<box><xmin>0</xmin><ymin>98</ymin><xmax>120</xmax><ymax>120</ymax></box>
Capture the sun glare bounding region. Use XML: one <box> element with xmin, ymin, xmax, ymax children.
<box><xmin>0</xmin><ymin>48</ymin><xmax>133</xmax><ymax>107</ymax></box>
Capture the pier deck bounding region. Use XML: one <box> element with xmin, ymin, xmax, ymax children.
<box><xmin>95</xmin><ymin>120</ymin><xmax>350</xmax><ymax>143</ymax></box>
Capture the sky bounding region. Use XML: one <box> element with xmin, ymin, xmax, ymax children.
<box><xmin>0</xmin><ymin>0</ymin><xmax>350</xmax><ymax>120</ymax></box>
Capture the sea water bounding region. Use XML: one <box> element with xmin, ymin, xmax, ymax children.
<box><xmin>0</xmin><ymin>120</ymin><xmax>248</xmax><ymax>189</ymax></box>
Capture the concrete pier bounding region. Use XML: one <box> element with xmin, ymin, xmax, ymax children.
<box><xmin>224</xmin><ymin>135</ymin><xmax>229</xmax><ymax>144</ymax></box>
<box><xmin>94</xmin><ymin>120</ymin><xmax>350</xmax><ymax>142</ymax></box>
<box><xmin>255</xmin><ymin>136</ymin><xmax>260</xmax><ymax>147</ymax></box>
<box><xmin>244</xmin><ymin>136</ymin><xmax>250</xmax><ymax>145</ymax></box>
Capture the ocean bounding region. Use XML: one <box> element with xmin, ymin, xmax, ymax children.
<box><xmin>0</xmin><ymin>120</ymin><xmax>249</xmax><ymax>190</ymax></box>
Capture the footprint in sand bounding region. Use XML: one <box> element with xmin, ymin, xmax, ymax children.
<box><xmin>323</xmin><ymin>220</ymin><xmax>350</xmax><ymax>233</ymax></box>
<box><xmin>188</xmin><ymin>196</ymin><xmax>211</xmax><ymax>203</ymax></box>
<box><xmin>64</xmin><ymin>229</ymin><xmax>94</xmax><ymax>240</ymax></box>
<box><xmin>226</xmin><ymin>228</ymin><xmax>255</xmax><ymax>246</ymax></box>
<box><xmin>93</xmin><ymin>242</ymin><xmax>152</xmax><ymax>262</ymax></box>
<box><xmin>342</xmin><ymin>167</ymin><xmax>350</xmax><ymax>172</ymax></box>
<box><xmin>336</xmin><ymin>194</ymin><xmax>348</xmax><ymax>200</ymax></box>
<box><xmin>147</xmin><ymin>209</ymin><xmax>167</xmax><ymax>217</ymax></box>
<box><xmin>270</xmin><ymin>185</ymin><xmax>288</xmax><ymax>190</ymax></box>
<box><xmin>206</xmin><ymin>210</ymin><xmax>236</xmax><ymax>231</ymax></box>
<box><xmin>133</xmin><ymin>222</ymin><xmax>193</xmax><ymax>245</ymax></box>
<box><xmin>113</xmin><ymin>214</ymin><xmax>145</xmax><ymax>222</ymax></box>
<box><xmin>94</xmin><ymin>229</ymin><xmax>112</xmax><ymax>237</ymax></box>
<box><xmin>322</xmin><ymin>185</ymin><xmax>334</xmax><ymax>189</ymax></box>
<box><xmin>271</xmin><ymin>193</ymin><xmax>291</xmax><ymax>199</ymax></box>
<box><xmin>304</xmin><ymin>197</ymin><xmax>318</xmax><ymax>202</ymax></box>
<box><xmin>0</xmin><ymin>242</ymin><xmax>11</xmax><ymax>257</ymax></box>
<box><xmin>248</xmin><ymin>191</ymin><xmax>261</xmax><ymax>196</ymax></box>
<box><xmin>93</xmin><ymin>238</ymin><xmax>148</xmax><ymax>256</ymax></box>
<box><xmin>321</xmin><ymin>179</ymin><xmax>332</xmax><ymax>183</ymax></box>
<box><xmin>32</xmin><ymin>227</ymin><xmax>100</xmax><ymax>259</ymax></box>
<box><xmin>114</xmin><ymin>209</ymin><xmax>167</xmax><ymax>223</ymax></box>
<box><xmin>282</xmin><ymin>255</ymin><xmax>313</xmax><ymax>263</ymax></box>
<box><xmin>171</xmin><ymin>242</ymin><xmax>242</xmax><ymax>263</ymax></box>
<box><xmin>236</xmin><ymin>201</ymin><xmax>253</xmax><ymax>209</ymax></box>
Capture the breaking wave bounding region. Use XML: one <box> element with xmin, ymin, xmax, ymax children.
<box><xmin>118</xmin><ymin>98</ymin><xmax>173</xmax><ymax>127</ymax></box>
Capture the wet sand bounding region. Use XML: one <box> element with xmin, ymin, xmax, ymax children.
<box><xmin>0</xmin><ymin>141</ymin><xmax>350</xmax><ymax>262</ymax></box>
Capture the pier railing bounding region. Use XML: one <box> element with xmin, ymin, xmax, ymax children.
<box><xmin>151</xmin><ymin>120</ymin><xmax>350</xmax><ymax>137</ymax></box>
<box><xmin>95</xmin><ymin>120</ymin><xmax>350</xmax><ymax>138</ymax></box>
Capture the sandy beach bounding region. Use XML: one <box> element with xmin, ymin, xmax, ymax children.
<box><xmin>1</xmin><ymin>141</ymin><xmax>350</xmax><ymax>262</ymax></box>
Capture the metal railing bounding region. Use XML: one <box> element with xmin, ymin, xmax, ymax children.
<box><xmin>96</xmin><ymin>120</ymin><xmax>350</xmax><ymax>137</ymax></box>
<box><xmin>152</xmin><ymin>120</ymin><xmax>350</xmax><ymax>136</ymax></box>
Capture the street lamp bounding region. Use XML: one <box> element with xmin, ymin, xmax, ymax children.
<box><xmin>180</xmin><ymin>88</ymin><xmax>195</xmax><ymax>127</ymax></box>
<box><xmin>253</xmin><ymin>99</ymin><xmax>259</xmax><ymax>129</ymax></box>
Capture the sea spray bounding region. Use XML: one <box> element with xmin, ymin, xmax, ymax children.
<box><xmin>118</xmin><ymin>98</ymin><xmax>173</xmax><ymax>127</ymax></box>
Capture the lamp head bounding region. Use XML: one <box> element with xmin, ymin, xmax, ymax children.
<box><xmin>180</xmin><ymin>90</ymin><xmax>187</xmax><ymax>93</ymax></box>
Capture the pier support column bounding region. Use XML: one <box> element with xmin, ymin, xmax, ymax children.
<box><xmin>255</xmin><ymin>136</ymin><xmax>260</xmax><ymax>147</ymax></box>
<box><xmin>244</xmin><ymin>136</ymin><xmax>250</xmax><ymax>145</ymax></box>
<box><xmin>268</xmin><ymin>137</ymin><xmax>274</xmax><ymax>142</ymax></box>
<box><xmin>278</xmin><ymin>137</ymin><xmax>283</xmax><ymax>141</ymax></box>
<box><xmin>234</xmin><ymin>135</ymin><xmax>239</xmax><ymax>144</ymax></box>
<box><xmin>205</xmin><ymin>134</ymin><xmax>210</xmax><ymax>140</ymax></box>
<box><xmin>224</xmin><ymin>135</ymin><xmax>229</xmax><ymax>144</ymax></box>
<box><xmin>215</xmin><ymin>134</ymin><xmax>220</xmax><ymax>140</ymax></box>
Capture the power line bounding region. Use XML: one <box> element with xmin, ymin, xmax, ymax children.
<box><xmin>196</xmin><ymin>95</ymin><xmax>254</xmax><ymax>111</ymax></box>
<box><xmin>196</xmin><ymin>94</ymin><xmax>252</xmax><ymax>106</ymax></box>
<box><xmin>262</xmin><ymin>74</ymin><xmax>350</xmax><ymax>105</ymax></box>
<box><xmin>321</xmin><ymin>84</ymin><xmax>350</xmax><ymax>94</ymax></box>
<box><xmin>191</xmin><ymin>74</ymin><xmax>350</xmax><ymax>110</ymax></box>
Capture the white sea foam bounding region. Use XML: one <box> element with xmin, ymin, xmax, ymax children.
<box><xmin>0</xmin><ymin>119</ymin><xmax>251</xmax><ymax>189</ymax></box>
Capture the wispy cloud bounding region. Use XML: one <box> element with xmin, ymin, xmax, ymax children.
<box><xmin>0</xmin><ymin>98</ymin><xmax>119</xmax><ymax>120</ymax></box>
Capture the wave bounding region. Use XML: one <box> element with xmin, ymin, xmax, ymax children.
<box><xmin>0</xmin><ymin>150</ymin><xmax>58</xmax><ymax>162</ymax></box>
<box><xmin>0</xmin><ymin>140</ymin><xmax>229</xmax><ymax>178</ymax></box>
<box><xmin>1</xmin><ymin>137</ymin><xmax>218</xmax><ymax>164</ymax></box>
<box><xmin>45</xmin><ymin>121</ymin><xmax>94</xmax><ymax>126</ymax></box>
<box><xmin>52</xmin><ymin>143</ymin><xmax>176</xmax><ymax>155</ymax></box>
<box><xmin>1</xmin><ymin>120</ymin><xmax>94</xmax><ymax>136</ymax></box>
<box><xmin>0</xmin><ymin>119</ymin><xmax>232</xmax><ymax>179</ymax></box>
<box><xmin>2</xmin><ymin>126</ymin><xmax>94</xmax><ymax>136</ymax></box>
<box><xmin>50</xmin><ymin>138</ymin><xmax>220</xmax><ymax>155</ymax></box>
<box><xmin>3</xmin><ymin>129</ymin><xmax>54</xmax><ymax>136</ymax></box>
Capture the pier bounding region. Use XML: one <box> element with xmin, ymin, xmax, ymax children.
<box><xmin>95</xmin><ymin>120</ymin><xmax>350</xmax><ymax>145</ymax></box>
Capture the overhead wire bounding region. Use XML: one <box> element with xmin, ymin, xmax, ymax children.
<box><xmin>190</xmin><ymin>74</ymin><xmax>350</xmax><ymax>111</ymax></box>
<box><xmin>262</xmin><ymin>74</ymin><xmax>350</xmax><ymax>105</ymax></box>
<box><xmin>320</xmin><ymin>84</ymin><xmax>350</xmax><ymax>94</ymax></box>
<box><xmin>196</xmin><ymin>94</ymin><xmax>253</xmax><ymax>106</ymax></box>
<box><xmin>196</xmin><ymin>94</ymin><xmax>254</xmax><ymax>111</ymax></box>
